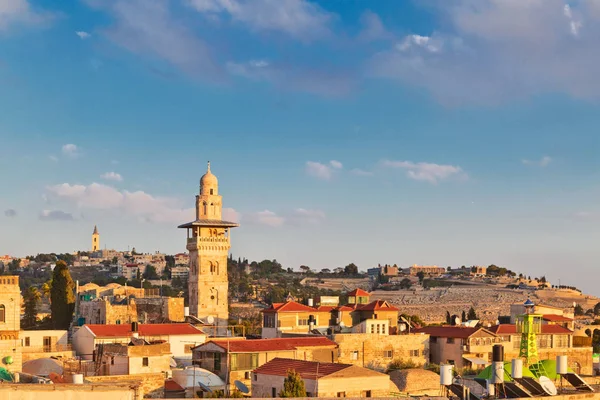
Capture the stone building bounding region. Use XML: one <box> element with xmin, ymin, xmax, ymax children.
<box><xmin>19</xmin><ymin>330</ymin><xmax>73</xmax><ymax>362</ymax></box>
<box><xmin>192</xmin><ymin>337</ymin><xmax>338</xmax><ymax>392</ymax></box>
<box><xmin>100</xmin><ymin>341</ymin><xmax>172</xmax><ymax>375</ymax></box>
<box><xmin>251</xmin><ymin>358</ymin><xmax>392</xmax><ymax>398</ymax></box>
<box><xmin>92</xmin><ymin>225</ymin><xmax>100</xmax><ymax>252</ymax></box>
<box><xmin>332</xmin><ymin>332</ymin><xmax>429</xmax><ymax>372</ymax></box>
<box><xmin>178</xmin><ymin>162</ymin><xmax>239</xmax><ymax>329</ymax></box>
<box><xmin>0</xmin><ymin>275</ymin><xmax>22</xmax><ymax>373</ymax></box>
<box><xmin>79</xmin><ymin>298</ymin><xmax>137</xmax><ymax>325</ymax></box>
<box><xmin>408</xmin><ymin>264</ymin><xmax>446</xmax><ymax>276</ymax></box>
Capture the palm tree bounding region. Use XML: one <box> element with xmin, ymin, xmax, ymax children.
<box><xmin>41</xmin><ymin>279</ymin><xmax>53</xmax><ymax>303</ymax></box>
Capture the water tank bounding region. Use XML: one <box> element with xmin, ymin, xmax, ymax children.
<box><xmin>308</xmin><ymin>298</ymin><xmax>314</xmax><ymax>307</ymax></box>
<box><xmin>486</xmin><ymin>380</ymin><xmax>496</xmax><ymax>396</ymax></box>
<box><xmin>72</xmin><ymin>374</ymin><xmax>84</xmax><ymax>384</ymax></box>
<box><xmin>556</xmin><ymin>355</ymin><xmax>568</xmax><ymax>374</ymax></box>
<box><xmin>511</xmin><ymin>359</ymin><xmax>523</xmax><ymax>379</ymax></box>
<box><xmin>492</xmin><ymin>344</ymin><xmax>504</xmax><ymax>362</ymax></box>
<box><xmin>491</xmin><ymin>361</ymin><xmax>504</xmax><ymax>384</ymax></box>
<box><xmin>440</xmin><ymin>364</ymin><xmax>453</xmax><ymax>386</ymax></box>
<box><xmin>184</xmin><ymin>307</ymin><xmax>190</xmax><ymax>317</ymax></box>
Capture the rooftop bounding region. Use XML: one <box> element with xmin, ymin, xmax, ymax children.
<box><xmin>542</xmin><ymin>314</ymin><xmax>573</xmax><ymax>322</ymax></box>
<box><xmin>262</xmin><ymin>301</ymin><xmax>318</xmax><ymax>313</ymax></box>
<box><xmin>413</xmin><ymin>326</ymin><xmax>490</xmax><ymax>339</ymax></box>
<box><xmin>178</xmin><ymin>219</ymin><xmax>239</xmax><ymax>228</ymax></box>
<box><xmin>488</xmin><ymin>324</ymin><xmax>574</xmax><ymax>335</ymax></box>
<box><xmin>347</xmin><ymin>288</ymin><xmax>370</xmax><ymax>297</ymax></box>
<box><xmin>84</xmin><ymin>323</ymin><xmax>204</xmax><ymax>337</ymax></box>
<box><xmin>196</xmin><ymin>337</ymin><xmax>337</xmax><ymax>353</ymax></box>
<box><xmin>253</xmin><ymin>358</ymin><xmax>353</xmax><ymax>380</ymax></box>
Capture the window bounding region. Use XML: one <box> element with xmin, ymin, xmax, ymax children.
<box><xmin>362</xmin><ymin>390</ymin><xmax>372</xmax><ymax>398</ymax></box>
<box><xmin>383</xmin><ymin>350</ymin><xmax>393</xmax><ymax>358</ymax></box>
<box><xmin>351</xmin><ymin>351</ymin><xmax>359</xmax><ymax>360</ymax></box>
<box><xmin>244</xmin><ymin>371</ymin><xmax>251</xmax><ymax>380</ymax></box>
<box><xmin>142</xmin><ymin>357</ymin><xmax>149</xmax><ymax>367</ymax></box>
<box><xmin>298</xmin><ymin>318</ymin><xmax>309</xmax><ymax>326</ymax></box>
<box><xmin>111</xmin><ymin>356</ymin><xmax>115</xmax><ymax>365</ymax></box>
<box><xmin>214</xmin><ymin>353</ymin><xmax>221</xmax><ymax>371</ymax></box>
<box><xmin>376</xmin><ymin>324</ymin><xmax>380</xmax><ymax>334</ymax></box>
<box><xmin>447</xmin><ymin>338</ymin><xmax>455</xmax><ymax>344</ymax></box>
<box><xmin>337</xmin><ymin>392</ymin><xmax>346</xmax><ymax>397</ymax></box>
<box><xmin>272</xmin><ymin>388</ymin><xmax>277</xmax><ymax>397</ymax></box>
<box><xmin>253</xmin><ymin>374</ymin><xmax>257</xmax><ymax>381</ymax></box>
<box><xmin>431</xmin><ymin>337</ymin><xmax>438</xmax><ymax>343</ymax></box>
<box><xmin>230</xmin><ymin>353</ymin><xmax>258</xmax><ymax>371</ymax></box>
<box><xmin>24</xmin><ymin>337</ymin><xmax>30</xmax><ymax>347</ymax></box>
<box><xmin>210</xmin><ymin>189</ymin><xmax>214</xmax><ymax>195</ymax></box>
<box><xmin>555</xmin><ymin>335</ymin><xmax>568</xmax><ymax>348</ymax></box>
<box><xmin>409</xmin><ymin>349</ymin><xmax>419</xmax><ymax>357</ymax></box>
<box><xmin>264</xmin><ymin>314</ymin><xmax>276</xmax><ymax>328</ymax></box>
<box><xmin>0</xmin><ymin>305</ymin><xmax>5</xmax><ymax>323</ymax></box>
<box><xmin>370</xmin><ymin>324</ymin><xmax>375</xmax><ymax>334</ymax></box>
<box><xmin>447</xmin><ymin>360</ymin><xmax>455</xmax><ymax>365</ymax></box>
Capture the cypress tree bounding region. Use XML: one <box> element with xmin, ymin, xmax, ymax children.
<box><xmin>279</xmin><ymin>369</ymin><xmax>306</xmax><ymax>398</ymax></box>
<box><xmin>23</xmin><ymin>287</ymin><xmax>41</xmax><ymax>329</ymax></box>
<box><xmin>51</xmin><ymin>260</ymin><xmax>76</xmax><ymax>329</ymax></box>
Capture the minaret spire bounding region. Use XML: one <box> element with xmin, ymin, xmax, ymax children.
<box><xmin>207</xmin><ymin>161</ymin><xmax>211</xmax><ymax>173</ymax></box>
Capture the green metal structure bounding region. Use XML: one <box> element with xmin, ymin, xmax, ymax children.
<box><xmin>517</xmin><ymin>299</ymin><xmax>543</xmax><ymax>366</ymax></box>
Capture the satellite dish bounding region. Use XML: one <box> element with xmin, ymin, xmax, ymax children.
<box><xmin>454</xmin><ymin>316</ymin><xmax>461</xmax><ymax>326</ymax></box>
<box><xmin>539</xmin><ymin>376</ymin><xmax>558</xmax><ymax>396</ymax></box>
<box><xmin>399</xmin><ymin>324</ymin><xmax>407</xmax><ymax>332</ymax></box>
<box><xmin>339</xmin><ymin>321</ymin><xmax>346</xmax><ymax>328</ymax></box>
<box><xmin>198</xmin><ymin>382</ymin><xmax>213</xmax><ymax>393</ymax></box>
<box><xmin>207</xmin><ymin>316</ymin><xmax>215</xmax><ymax>324</ymax></box>
<box><xmin>234</xmin><ymin>380</ymin><xmax>250</xmax><ymax>394</ymax></box>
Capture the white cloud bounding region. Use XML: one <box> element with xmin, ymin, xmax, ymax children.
<box><xmin>381</xmin><ymin>159</ymin><xmax>466</xmax><ymax>184</ymax></box>
<box><xmin>101</xmin><ymin>171</ymin><xmax>123</xmax><ymax>181</ymax></box>
<box><xmin>370</xmin><ymin>0</ymin><xmax>600</xmax><ymax>104</ymax></box>
<box><xmin>247</xmin><ymin>210</ymin><xmax>285</xmax><ymax>227</ymax></box>
<box><xmin>223</xmin><ymin>207</ymin><xmax>241</xmax><ymax>222</ymax></box>
<box><xmin>187</xmin><ymin>0</ymin><xmax>333</xmax><ymax>42</ymax></box>
<box><xmin>88</xmin><ymin>0</ymin><xmax>222</xmax><ymax>80</ymax></box>
<box><xmin>305</xmin><ymin>160</ymin><xmax>343</xmax><ymax>180</ymax></box>
<box><xmin>357</xmin><ymin>10</ymin><xmax>389</xmax><ymax>42</ymax></box>
<box><xmin>61</xmin><ymin>143</ymin><xmax>80</xmax><ymax>158</ymax></box>
<box><xmin>522</xmin><ymin>156</ymin><xmax>552</xmax><ymax>167</ymax></box>
<box><xmin>39</xmin><ymin>209</ymin><xmax>74</xmax><ymax>221</ymax></box>
<box><xmin>0</xmin><ymin>0</ymin><xmax>47</xmax><ymax>31</ymax></box>
<box><xmin>76</xmin><ymin>31</ymin><xmax>91</xmax><ymax>39</ymax></box>
<box><xmin>246</xmin><ymin>207</ymin><xmax>325</xmax><ymax>227</ymax></box>
<box><xmin>350</xmin><ymin>168</ymin><xmax>373</xmax><ymax>176</ymax></box>
<box><xmin>288</xmin><ymin>208</ymin><xmax>325</xmax><ymax>225</ymax></box>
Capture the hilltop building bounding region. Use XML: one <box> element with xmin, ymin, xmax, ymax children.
<box><xmin>92</xmin><ymin>225</ymin><xmax>100</xmax><ymax>252</ymax></box>
<box><xmin>178</xmin><ymin>162</ymin><xmax>239</xmax><ymax>329</ymax></box>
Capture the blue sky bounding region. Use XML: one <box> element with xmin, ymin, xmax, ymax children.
<box><xmin>1</xmin><ymin>0</ymin><xmax>600</xmax><ymax>294</ymax></box>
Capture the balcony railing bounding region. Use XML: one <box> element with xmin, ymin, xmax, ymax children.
<box><xmin>22</xmin><ymin>344</ymin><xmax>73</xmax><ymax>353</ymax></box>
<box><xmin>187</xmin><ymin>236</ymin><xmax>230</xmax><ymax>244</ymax></box>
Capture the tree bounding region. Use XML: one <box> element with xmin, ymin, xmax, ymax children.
<box><xmin>399</xmin><ymin>278</ymin><xmax>412</xmax><ymax>289</ymax></box>
<box><xmin>467</xmin><ymin>307</ymin><xmax>478</xmax><ymax>320</ymax></box>
<box><xmin>446</xmin><ymin>311</ymin><xmax>452</xmax><ymax>324</ymax></box>
<box><xmin>320</xmin><ymin>268</ymin><xmax>331</xmax><ymax>274</ymax></box>
<box><xmin>143</xmin><ymin>265</ymin><xmax>159</xmax><ymax>280</ymax></box>
<box><xmin>279</xmin><ymin>369</ymin><xmax>306</xmax><ymax>398</ymax></box>
<box><xmin>333</xmin><ymin>267</ymin><xmax>344</xmax><ymax>274</ymax></box>
<box><xmin>23</xmin><ymin>287</ymin><xmax>41</xmax><ymax>329</ymax></box>
<box><xmin>417</xmin><ymin>271</ymin><xmax>425</xmax><ymax>284</ymax></box>
<box><xmin>344</xmin><ymin>263</ymin><xmax>359</xmax><ymax>275</ymax></box>
<box><xmin>594</xmin><ymin>302</ymin><xmax>600</xmax><ymax>316</ymax></box>
<box><xmin>575</xmin><ymin>304</ymin><xmax>585</xmax><ymax>316</ymax></box>
<box><xmin>299</xmin><ymin>265</ymin><xmax>311</xmax><ymax>274</ymax></box>
<box><xmin>9</xmin><ymin>258</ymin><xmax>20</xmax><ymax>272</ymax></box>
<box><xmin>136</xmin><ymin>268</ymin><xmax>141</xmax><ymax>281</ymax></box>
<box><xmin>462</xmin><ymin>310</ymin><xmax>467</xmax><ymax>322</ymax></box>
<box><xmin>50</xmin><ymin>261</ymin><xmax>76</xmax><ymax>329</ymax></box>
<box><xmin>41</xmin><ymin>279</ymin><xmax>52</xmax><ymax>303</ymax></box>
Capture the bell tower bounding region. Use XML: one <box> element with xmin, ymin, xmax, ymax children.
<box><xmin>178</xmin><ymin>162</ymin><xmax>239</xmax><ymax>331</ymax></box>
<box><xmin>91</xmin><ymin>225</ymin><xmax>100</xmax><ymax>252</ymax></box>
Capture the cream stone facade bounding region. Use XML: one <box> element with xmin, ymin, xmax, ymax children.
<box><xmin>80</xmin><ymin>298</ymin><xmax>137</xmax><ymax>325</ymax></box>
<box><xmin>19</xmin><ymin>330</ymin><xmax>73</xmax><ymax>362</ymax></box>
<box><xmin>92</xmin><ymin>225</ymin><xmax>100</xmax><ymax>252</ymax></box>
<box><xmin>332</xmin><ymin>332</ymin><xmax>429</xmax><ymax>372</ymax></box>
<box><xmin>0</xmin><ymin>275</ymin><xmax>22</xmax><ymax>373</ymax></box>
<box><xmin>101</xmin><ymin>342</ymin><xmax>172</xmax><ymax>375</ymax></box>
<box><xmin>0</xmin><ymin>382</ymin><xmax>139</xmax><ymax>400</ymax></box>
<box><xmin>178</xmin><ymin>162</ymin><xmax>239</xmax><ymax>329</ymax></box>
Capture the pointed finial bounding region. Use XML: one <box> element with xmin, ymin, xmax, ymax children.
<box><xmin>93</xmin><ymin>225</ymin><xmax>98</xmax><ymax>234</ymax></box>
<box><xmin>207</xmin><ymin>161</ymin><xmax>211</xmax><ymax>173</ymax></box>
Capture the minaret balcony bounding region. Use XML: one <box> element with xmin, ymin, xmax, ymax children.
<box><xmin>186</xmin><ymin>236</ymin><xmax>230</xmax><ymax>249</ymax></box>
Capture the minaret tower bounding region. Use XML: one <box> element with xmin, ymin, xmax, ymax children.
<box><xmin>178</xmin><ymin>162</ymin><xmax>239</xmax><ymax>331</ymax></box>
<box><xmin>92</xmin><ymin>225</ymin><xmax>100</xmax><ymax>252</ymax></box>
<box><xmin>517</xmin><ymin>299</ymin><xmax>542</xmax><ymax>365</ymax></box>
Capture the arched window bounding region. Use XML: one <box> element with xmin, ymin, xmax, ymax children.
<box><xmin>202</xmin><ymin>202</ymin><xmax>207</xmax><ymax>215</ymax></box>
<box><xmin>210</xmin><ymin>189</ymin><xmax>214</xmax><ymax>195</ymax></box>
<box><xmin>0</xmin><ymin>305</ymin><xmax>5</xmax><ymax>323</ymax></box>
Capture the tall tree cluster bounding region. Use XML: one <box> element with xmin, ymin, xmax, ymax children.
<box><xmin>50</xmin><ymin>261</ymin><xmax>76</xmax><ymax>329</ymax></box>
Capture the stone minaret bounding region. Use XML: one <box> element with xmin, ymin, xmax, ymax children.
<box><xmin>92</xmin><ymin>225</ymin><xmax>100</xmax><ymax>252</ymax></box>
<box><xmin>178</xmin><ymin>162</ymin><xmax>239</xmax><ymax>331</ymax></box>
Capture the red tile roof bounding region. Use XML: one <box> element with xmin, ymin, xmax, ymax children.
<box><xmin>335</xmin><ymin>305</ymin><xmax>354</xmax><ymax>312</ymax></box>
<box><xmin>488</xmin><ymin>324</ymin><xmax>573</xmax><ymax>335</ymax></box>
<box><xmin>542</xmin><ymin>314</ymin><xmax>573</xmax><ymax>322</ymax></box>
<box><xmin>164</xmin><ymin>379</ymin><xmax>185</xmax><ymax>391</ymax></box>
<box><xmin>262</xmin><ymin>301</ymin><xmax>317</xmax><ymax>313</ymax></box>
<box><xmin>347</xmin><ymin>288</ymin><xmax>370</xmax><ymax>297</ymax></box>
<box><xmin>413</xmin><ymin>326</ymin><xmax>488</xmax><ymax>339</ymax></box>
<box><xmin>253</xmin><ymin>358</ymin><xmax>350</xmax><ymax>380</ymax></box>
<box><xmin>84</xmin><ymin>323</ymin><xmax>204</xmax><ymax>337</ymax></box>
<box><xmin>201</xmin><ymin>337</ymin><xmax>337</xmax><ymax>353</ymax></box>
<box><xmin>356</xmin><ymin>300</ymin><xmax>399</xmax><ymax>312</ymax></box>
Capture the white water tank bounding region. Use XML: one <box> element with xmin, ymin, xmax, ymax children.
<box><xmin>132</xmin><ymin>332</ymin><xmax>139</xmax><ymax>339</ymax></box>
<box><xmin>184</xmin><ymin>307</ymin><xmax>190</xmax><ymax>317</ymax></box>
<box><xmin>440</xmin><ymin>364</ymin><xmax>453</xmax><ymax>386</ymax></box>
<box><xmin>556</xmin><ymin>355</ymin><xmax>568</xmax><ymax>374</ymax></box>
<box><xmin>308</xmin><ymin>298</ymin><xmax>314</xmax><ymax>307</ymax></box>
<box><xmin>72</xmin><ymin>374</ymin><xmax>84</xmax><ymax>384</ymax></box>
<box><xmin>511</xmin><ymin>359</ymin><xmax>523</xmax><ymax>379</ymax></box>
<box><xmin>491</xmin><ymin>361</ymin><xmax>504</xmax><ymax>384</ymax></box>
<box><xmin>486</xmin><ymin>380</ymin><xmax>495</xmax><ymax>396</ymax></box>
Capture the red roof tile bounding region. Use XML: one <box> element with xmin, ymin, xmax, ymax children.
<box><xmin>314</xmin><ymin>305</ymin><xmax>335</xmax><ymax>312</ymax></box>
<box><xmin>164</xmin><ymin>379</ymin><xmax>185</xmax><ymax>391</ymax></box>
<box><xmin>356</xmin><ymin>300</ymin><xmax>399</xmax><ymax>312</ymax></box>
<box><xmin>347</xmin><ymin>288</ymin><xmax>370</xmax><ymax>297</ymax></box>
<box><xmin>488</xmin><ymin>324</ymin><xmax>573</xmax><ymax>335</ymax></box>
<box><xmin>413</xmin><ymin>326</ymin><xmax>488</xmax><ymax>339</ymax></box>
<box><xmin>335</xmin><ymin>305</ymin><xmax>354</xmax><ymax>311</ymax></box>
<box><xmin>200</xmin><ymin>337</ymin><xmax>337</xmax><ymax>353</ymax></box>
<box><xmin>542</xmin><ymin>314</ymin><xmax>573</xmax><ymax>322</ymax></box>
<box><xmin>84</xmin><ymin>323</ymin><xmax>204</xmax><ymax>337</ymax></box>
<box><xmin>253</xmin><ymin>358</ymin><xmax>350</xmax><ymax>380</ymax></box>
<box><xmin>262</xmin><ymin>301</ymin><xmax>316</xmax><ymax>313</ymax></box>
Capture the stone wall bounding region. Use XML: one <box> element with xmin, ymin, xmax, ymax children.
<box><xmin>332</xmin><ymin>333</ymin><xmax>429</xmax><ymax>372</ymax></box>
<box><xmin>0</xmin><ymin>383</ymin><xmax>138</xmax><ymax>400</ymax></box>
<box><xmin>136</xmin><ymin>297</ymin><xmax>185</xmax><ymax>323</ymax></box>
<box><xmin>80</xmin><ymin>299</ymin><xmax>137</xmax><ymax>325</ymax></box>
<box><xmin>85</xmin><ymin>372</ymin><xmax>165</xmax><ymax>398</ymax></box>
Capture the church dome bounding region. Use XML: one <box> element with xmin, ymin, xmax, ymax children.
<box><xmin>200</xmin><ymin>162</ymin><xmax>218</xmax><ymax>194</ymax></box>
